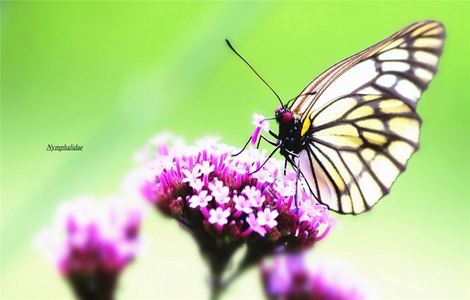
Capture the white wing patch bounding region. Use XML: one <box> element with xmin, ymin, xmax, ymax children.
<box><xmin>311</xmin><ymin>60</ymin><xmax>378</xmax><ymax>111</ymax></box>
<box><xmin>298</xmin><ymin>149</ymin><xmax>338</xmax><ymax>210</ymax></box>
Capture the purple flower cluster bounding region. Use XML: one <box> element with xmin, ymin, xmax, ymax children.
<box><xmin>138</xmin><ymin>134</ymin><xmax>332</xmax><ymax>252</ymax></box>
<box><xmin>129</xmin><ymin>116</ymin><xmax>334</xmax><ymax>297</ymax></box>
<box><xmin>260</xmin><ymin>253</ymin><xmax>368</xmax><ymax>300</ymax></box>
<box><xmin>36</xmin><ymin>197</ymin><xmax>142</xmax><ymax>300</ymax></box>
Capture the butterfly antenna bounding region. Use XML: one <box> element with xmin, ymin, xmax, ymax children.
<box><xmin>225</xmin><ymin>39</ymin><xmax>284</xmax><ymax>107</ymax></box>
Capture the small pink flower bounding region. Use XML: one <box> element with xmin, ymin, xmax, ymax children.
<box><xmin>243</xmin><ymin>186</ymin><xmax>265</xmax><ymax>207</ymax></box>
<box><xmin>233</xmin><ymin>195</ymin><xmax>253</xmax><ymax>214</ymax></box>
<box><xmin>188</xmin><ymin>190</ymin><xmax>212</xmax><ymax>208</ymax></box>
<box><xmin>233</xmin><ymin>163</ymin><xmax>248</xmax><ymax>174</ymax></box>
<box><xmin>251</xmin><ymin>195</ymin><xmax>265</xmax><ymax>208</ymax></box>
<box><xmin>243</xmin><ymin>186</ymin><xmax>264</xmax><ymax>207</ymax></box>
<box><xmin>208</xmin><ymin>207</ymin><xmax>231</xmax><ymax>226</ymax></box>
<box><xmin>257</xmin><ymin>208</ymin><xmax>279</xmax><ymax>228</ymax></box>
<box><xmin>274</xmin><ymin>180</ymin><xmax>296</xmax><ymax>197</ymax></box>
<box><xmin>198</xmin><ymin>161</ymin><xmax>215</xmax><ymax>175</ymax></box>
<box><xmin>246</xmin><ymin>213</ymin><xmax>267</xmax><ymax>236</ymax></box>
<box><xmin>182</xmin><ymin>167</ymin><xmax>202</xmax><ymax>184</ymax></box>
<box><xmin>253</xmin><ymin>169</ymin><xmax>274</xmax><ymax>184</ymax></box>
<box><xmin>190</xmin><ymin>178</ymin><xmax>204</xmax><ymax>192</ymax></box>
<box><xmin>209</xmin><ymin>180</ymin><xmax>230</xmax><ymax>204</ymax></box>
<box><xmin>300</xmin><ymin>200</ymin><xmax>324</xmax><ymax>221</ymax></box>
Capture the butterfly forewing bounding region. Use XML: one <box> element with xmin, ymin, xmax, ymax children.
<box><xmin>292</xmin><ymin>21</ymin><xmax>445</xmax><ymax>214</ymax></box>
<box><xmin>291</xmin><ymin>21</ymin><xmax>444</xmax><ymax>119</ymax></box>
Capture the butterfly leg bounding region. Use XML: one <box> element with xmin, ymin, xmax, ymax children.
<box><xmin>284</xmin><ymin>150</ymin><xmax>301</xmax><ymax>208</ymax></box>
<box><xmin>283</xmin><ymin>158</ymin><xmax>288</xmax><ymax>176</ymax></box>
<box><xmin>285</xmin><ymin>155</ymin><xmax>320</xmax><ymax>206</ymax></box>
<box><xmin>249</xmin><ymin>146</ymin><xmax>280</xmax><ymax>175</ymax></box>
<box><xmin>232</xmin><ymin>130</ymin><xmax>278</xmax><ymax>157</ymax></box>
<box><xmin>231</xmin><ymin>136</ymin><xmax>252</xmax><ymax>157</ymax></box>
<box><xmin>268</xmin><ymin>130</ymin><xmax>279</xmax><ymax>139</ymax></box>
<box><xmin>257</xmin><ymin>134</ymin><xmax>277</xmax><ymax>148</ymax></box>
<box><xmin>294</xmin><ymin>157</ymin><xmax>301</xmax><ymax>208</ymax></box>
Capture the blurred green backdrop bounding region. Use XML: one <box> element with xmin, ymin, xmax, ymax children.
<box><xmin>1</xmin><ymin>1</ymin><xmax>469</xmax><ymax>299</ymax></box>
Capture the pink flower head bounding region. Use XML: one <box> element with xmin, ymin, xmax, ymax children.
<box><xmin>35</xmin><ymin>196</ymin><xmax>143</xmax><ymax>300</ymax></box>
<box><xmin>260</xmin><ymin>253</ymin><xmax>370</xmax><ymax>300</ymax></box>
<box><xmin>135</xmin><ymin>133</ymin><xmax>334</xmax><ymax>278</ymax></box>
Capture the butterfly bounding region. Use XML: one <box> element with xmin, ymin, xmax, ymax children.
<box><xmin>228</xmin><ymin>20</ymin><xmax>445</xmax><ymax>214</ymax></box>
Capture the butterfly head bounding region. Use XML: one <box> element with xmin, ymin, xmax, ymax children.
<box><xmin>275</xmin><ymin>106</ymin><xmax>294</xmax><ymax>123</ymax></box>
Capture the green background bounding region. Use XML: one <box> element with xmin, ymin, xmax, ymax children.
<box><xmin>1</xmin><ymin>1</ymin><xmax>469</xmax><ymax>299</ymax></box>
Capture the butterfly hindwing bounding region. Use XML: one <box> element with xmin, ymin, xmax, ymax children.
<box><xmin>307</xmin><ymin>94</ymin><xmax>420</xmax><ymax>213</ymax></box>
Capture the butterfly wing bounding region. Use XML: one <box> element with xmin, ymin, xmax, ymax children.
<box><xmin>293</xmin><ymin>21</ymin><xmax>445</xmax><ymax>214</ymax></box>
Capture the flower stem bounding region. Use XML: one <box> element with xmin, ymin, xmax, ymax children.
<box><xmin>210</xmin><ymin>270</ymin><xmax>224</xmax><ymax>300</ymax></box>
<box><xmin>207</xmin><ymin>246</ymin><xmax>235</xmax><ymax>300</ymax></box>
<box><xmin>68</xmin><ymin>271</ymin><xmax>117</xmax><ymax>300</ymax></box>
<box><xmin>221</xmin><ymin>267</ymin><xmax>245</xmax><ymax>292</ymax></box>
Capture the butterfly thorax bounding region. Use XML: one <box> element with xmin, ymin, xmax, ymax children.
<box><xmin>275</xmin><ymin>107</ymin><xmax>306</xmax><ymax>156</ymax></box>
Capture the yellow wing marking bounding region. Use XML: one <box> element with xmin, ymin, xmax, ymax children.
<box><xmin>301</xmin><ymin>117</ymin><xmax>311</xmax><ymax>136</ymax></box>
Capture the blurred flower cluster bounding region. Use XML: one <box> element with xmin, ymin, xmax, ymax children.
<box><xmin>260</xmin><ymin>253</ymin><xmax>368</xmax><ymax>300</ymax></box>
<box><xmin>36</xmin><ymin>197</ymin><xmax>143</xmax><ymax>300</ymax></box>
